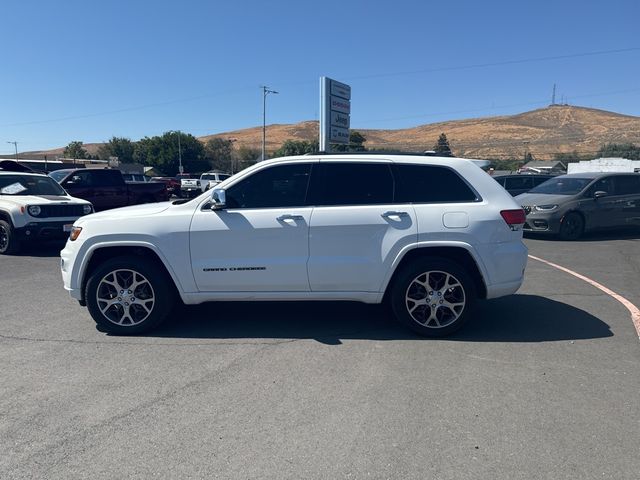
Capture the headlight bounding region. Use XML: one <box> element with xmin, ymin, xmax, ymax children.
<box><xmin>82</xmin><ymin>204</ymin><xmax>93</xmax><ymax>214</ymax></box>
<box><xmin>69</xmin><ymin>226</ymin><xmax>82</xmax><ymax>241</ymax></box>
<box><xmin>533</xmin><ymin>204</ymin><xmax>558</xmax><ymax>212</ymax></box>
<box><xmin>27</xmin><ymin>205</ymin><xmax>42</xmax><ymax>216</ymax></box>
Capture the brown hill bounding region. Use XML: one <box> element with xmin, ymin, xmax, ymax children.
<box><xmin>23</xmin><ymin>105</ymin><xmax>640</xmax><ymax>161</ymax></box>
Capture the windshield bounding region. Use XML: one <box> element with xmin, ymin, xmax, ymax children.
<box><xmin>48</xmin><ymin>170</ymin><xmax>71</xmax><ymax>182</ymax></box>
<box><xmin>529</xmin><ymin>177</ymin><xmax>592</xmax><ymax>195</ymax></box>
<box><xmin>0</xmin><ymin>174</ymin><xmax>67</xmax><ymax>196</ymax></box>
<box><xmin>201</xmin><ymin>174</ymin><xmax>217</xmax><ymax>180</ymax></box>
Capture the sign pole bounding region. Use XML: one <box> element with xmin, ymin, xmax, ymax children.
<box><xmin>319</xmin><ymin>76</ymin><xmax>351</xmax><ymax>153</ymax></box>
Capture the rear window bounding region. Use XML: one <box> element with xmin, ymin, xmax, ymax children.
<box><xmin>504</xmin><ymin>177</ymin><xmax>533</xmax><ymax>190</ymax></box>
<box><xmin>394</xmin><ymin>164</ymin><xmax>479</xmax><ymax>203</ymax></box>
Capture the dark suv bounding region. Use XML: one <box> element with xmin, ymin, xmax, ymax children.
<box><xmin>516</xmin><ymin>172</ymin><xmax>640</xmax><ymax>240</ymax></box>
<box><xmin>493</xmin><ymin>174</ymin><xmax>556</xmax><ymax>196</ymax></box>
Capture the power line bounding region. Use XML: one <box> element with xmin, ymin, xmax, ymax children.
<box><xmin>340</xmin><ymin>47</ymin><xmax>640</xmax><ymax>82</ymax></box>
<box><xmin>358</xmin><ymin>87</ymin><xmax>640</xmax><ymax>125</ymax></box>
<box><xmin>2</xmin><ymin>47</ymin><xmax>638</xmax><ymax>128</ymax></box>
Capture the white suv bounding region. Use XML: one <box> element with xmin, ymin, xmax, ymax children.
<box><xmin>1</xmin><ymin>163</ymin><xmax>94</xmax><ymax>254</ymax></box>
<box><xmin>60</xmin><ymin>154</ymin><xmax>528</xmax><ymax>337</ymax></box>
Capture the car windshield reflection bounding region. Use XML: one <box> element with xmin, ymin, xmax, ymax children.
<box><xmin>529</xmin><ymin>177</ymin><xmax>592</xmax><ymax>195</ymax></box>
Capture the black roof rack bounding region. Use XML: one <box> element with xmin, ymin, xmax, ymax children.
<box><xmin>0</xmin><ymin>160</ymin><xmax>35</xmax><ymax>172</ymax></box>
<box><xmin>308</xmin><ymin>150</ymin><xmax>449</xmax><ymax>157</ymax></box>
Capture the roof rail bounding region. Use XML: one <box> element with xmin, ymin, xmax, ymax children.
<box><xmin>309</xmin><ymin>150</ymin><xmax>451</xmax><ymax>157</ymax></box>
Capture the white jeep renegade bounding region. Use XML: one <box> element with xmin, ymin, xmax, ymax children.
<box><xmin>0</xmin><ymin>163</ymin><xmax>94</xmax><ymax>254</ymax></box>
<box><xmin>60</xmin><ymin>154</ymin><xmax>528</xmax><ymax>337</ymax></box>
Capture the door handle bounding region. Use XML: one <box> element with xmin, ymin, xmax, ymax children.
<box><xmin>381</xmin><ymin>211</ymin><xmax>409</xmax><ymax>218</ymax></box>
<box><xmin>277</xmin><ymin>214</ymin><xmax>304</xmax><ymax>221</ymax></box>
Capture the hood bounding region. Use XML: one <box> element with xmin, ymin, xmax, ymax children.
<box><xmin>515</xmin><ymin>192</ymin><xmax>575</xmax><ymax>206</ymax></box>
<box><xmin>79</xmin><ymin>201</ymin><xmax>172</xmax><ymax>223</ymax></box>
<box><xmin>0</xmin><ymin>194</ymin><xmax>91</xmax><ymax>206</ymax></box>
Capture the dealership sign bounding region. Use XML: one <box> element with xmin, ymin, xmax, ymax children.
<box><xmin>320</xmin><ymin>77</ymin><xmax>351</xmax><ymax>151</ymax></box>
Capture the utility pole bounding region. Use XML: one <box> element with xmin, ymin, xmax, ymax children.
<box><xmin>168</xmin><ymin>131</ymin><xmax>183</xmax><ymax>174</ymax></box>
<box><xmin>551</xmin><ymin>84</ymin><xmax>556</xmax><ymax>105</ymax></box>
<box><xmin>261</xmin><ymin>86</ymin><xmax>278</xmax><ymax>161</ymax></box>
<box><xmin>7</xmin><ymin>141</ymin><xmax>18</xmax><ymax>162</ymax></box>
<box><xmin>178</xmin><ymin>131</ymin><xmax>183</xmax><ymax>174</ymax></box>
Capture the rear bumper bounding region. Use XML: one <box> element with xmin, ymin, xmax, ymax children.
<box><xmin>478</xmin><ymin>240</ymin><xmax>528</xmax><ymax>299</ymax></box>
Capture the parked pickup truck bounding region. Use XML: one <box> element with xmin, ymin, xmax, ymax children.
<box><xmin>49</xmin><ymin>169</ymin><xmax>169</xmax><ymax>211</ymax></box>
<box><xmin>178</xmin><ymin>174</ymin><xmax>203</xmax><ymax>198</ymax></box>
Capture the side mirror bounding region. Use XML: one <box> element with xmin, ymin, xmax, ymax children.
<box><xmin>210</xmin><ymin>188</ymin><xmax>226</xmax><ymax>210</ymax></box>
<box><xmin>593</xmin><ymin>190</ymin><xmax>608</xmax><ymax>199</ymax></box>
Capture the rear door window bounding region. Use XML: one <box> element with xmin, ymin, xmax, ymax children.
<box><xmin>309</xmin><ymin>163</ymin><xmax>394</xmax><ymax>206</ymax></box>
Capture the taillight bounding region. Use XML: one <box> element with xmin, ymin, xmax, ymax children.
<box><xmin>500</xmin><ymin>209</ymin><xmax>526</xmax><ymax>225</ymax></box>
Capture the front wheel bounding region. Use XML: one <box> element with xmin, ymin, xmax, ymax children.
<box><xmin>558</xmin><ymin>212</ymin><xmax>584</xmax><ymax>241</ymax></box>
<box><xmin>0</xmin><ymin>219</ymin><xmax>21</xmax><ymax>255</ymax></box>
<box><xmin>85</xmin><ymin>256</ymin><xmax>175</xmax><ymax>334</ymax></box>
<box><xmin>390</xmin><ymin>258</ymin><xmax>476</xmax><ymax>337</ymax></box>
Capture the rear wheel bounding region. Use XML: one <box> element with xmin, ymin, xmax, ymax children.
<box><xmin>0</xmin><ymin>219</ymin><xmax>20</xmax><ymax>255</ymax></box>
<box><xmin>390</xmin><ymin>258</ymin><xmax>476</xmax><ymax>337</ymax></box>
<box><xmin>558</xmin><ymin>212</ymin><xmax>584</xmax><ymax>241</ymax></box>
<box><xmin>85</xmin><ymin>256</ymin><xmax>175</xmax><ymax>334</ymax></box>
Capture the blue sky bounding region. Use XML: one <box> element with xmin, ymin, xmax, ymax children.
<box><xmin>1</xmin><ymin>0</ymin><xmax>639</xmax><ymax>153</ymax></box>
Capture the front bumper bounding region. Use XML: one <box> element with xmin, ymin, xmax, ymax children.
<box><xmin>60</xmin><ymin>240</ymin><xmax>83</xmax><ymax>301</ymax></box>
<box><xmin>15</xmin><ymin>221</ymin><xmax>75</xmax><ymax>241</ymax></box>
<box><xmin>522</xmin><ymin>209</ymin><xmax>563</xmax><ymax>234</ymax></box>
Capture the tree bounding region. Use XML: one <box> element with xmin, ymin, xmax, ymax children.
<box><xmin>433</xmin><ymin>133</ymin><xmax>452</xmax><ymax>157</ymax></box>
<box><xmin>97</xmin><ymin>137</ymin><xmax>136</xmax><ymax>163</ymax></box>
<box><xmin>204</xmin><ymin>138</ymin><xmax>235</xmax><ymax>172</ymax></box>
<box><xmin>332</xmin><ymin>131</ymin><xmax>367</xmax><ymax>152</ymax></box>
<box><xmin>274</xmin><ymin>139</ymin><xmax>318</xmax><ymax>157</ymax></box>
<box><xmin>63</xmin><ymin>141</ymin><xmax>88</xmax><ymax>159</ymax></box>
<box><xmin>233</xmin><ymin>146</ymin><xmax>262</xmax><ymax>172</ymax></box>
<box><xmin>597</xmin><ymin>143</ymin><xmax>640</xmax><ymax>160</ymax></box>
<box><xmin>133</xmin><ymin>132</ymin><xmax>206</xmax><ymax>176</ymax></box>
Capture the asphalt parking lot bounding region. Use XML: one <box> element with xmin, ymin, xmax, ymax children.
<box><xmin>1</xmin><ymin>233</ymin><xmax>639</xmax><ymax>479</ymax></box>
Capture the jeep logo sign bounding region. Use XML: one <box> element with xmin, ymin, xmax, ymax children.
<box><xmin>320</xmin><ymin>76</ymin><xmax>351</xmax><ymax>151</ymax></box>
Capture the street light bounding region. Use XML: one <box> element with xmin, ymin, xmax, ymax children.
<box><xmin>261</xmin><ymin>86</ymin><xmax>278</xmax><ymax>161</ymax></box>
<box><xmin>7</xmin><ymin>141</ymin><xmax>18</xmax><ymax>162</ymax></box>
<box><xmin>167</xmin><ymin>130</ymin><xmax>183</xmax><ymax>174</ymax></box>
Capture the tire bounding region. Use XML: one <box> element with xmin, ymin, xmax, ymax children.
<box><xmin>390</xmin><ymin>258</ymin><xmax>476</xmax><ymax>337</ymax></box>
<box><xmin>0</xmin><ymin>219</ymin><xmax>21</xmax><ymax>255</ymax></box>
<box><xmin>85</xmin><ymin>256</ymin><xmax>175</xmax><ymax>335</ymax></box>
<box><xmin>558</xmin><ymin>212</ymin><xmax>584</xmax><ymax>241</ymax></box>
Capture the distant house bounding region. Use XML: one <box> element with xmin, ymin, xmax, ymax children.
<box><xmin>518</xmin><ymin>160</ymin><xmax>566</xmax><ymax>174</ymax></box>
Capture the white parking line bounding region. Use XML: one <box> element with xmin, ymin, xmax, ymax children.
<box><xmin>528</xmin><ymin>255</ymin><xmax>640</xmax><ymax>340</ymax></box>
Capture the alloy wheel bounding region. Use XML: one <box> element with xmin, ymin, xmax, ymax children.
<box><xmin>96</xmin><ymin>269</ymin><xmax>155</xmax><ymax>326</ymax></box>
<box><xmin>405</xmin><ymin>270</ymin><xmax>466</xmax><ymax>328</ymax></box>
